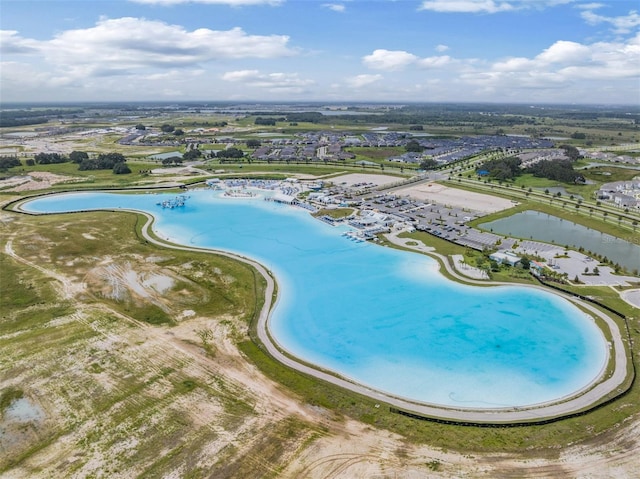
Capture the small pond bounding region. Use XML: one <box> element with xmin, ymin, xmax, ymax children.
<box><xmin>479</xmin><ymin>210</ymin><xmax>640</xmax><ymax>272</ymax></box>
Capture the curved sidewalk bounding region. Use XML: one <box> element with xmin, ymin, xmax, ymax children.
<box><xmin>136</xmin><ymin>212</ymin><xmax>631</xmax><ymax>424</ymax></box>
<box><xmin>9</xmin><ymin>196</ymin><xmax>632</xmax><ymax>425</ymax></box>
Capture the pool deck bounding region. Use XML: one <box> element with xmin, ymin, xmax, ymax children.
<box><xmin>134</xmin><ymin>212</ymin><xmax>631</xmax><ymax>425</ymax></box>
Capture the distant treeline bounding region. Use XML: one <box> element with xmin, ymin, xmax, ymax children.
<box><xmin>0</xmin><ymin>156</ymin><xmax>21</xmax><ymax>170</ymax></box>
<box><xmin>0</xmin><ymin>109</ymin><xmax>84</xmax><ymax>128</ymax></box>
<box><xmin>253</xmin><ymin>112</ymin><xmax>325</xmax><ymax>125</ymax></box>
<box><xmin>248</xmin><ymin>104</ymin><xmax>639</xmax><ymax>127</ymax></box>
<box><xmin>250</xmin><ymin>109</ymin><xmax>535</xmax><ymax>127</ymax></box>
<box><xmin>1</xmin><ymin>150</ymin><xmax>132</xmax><ymax>174</ymax></box>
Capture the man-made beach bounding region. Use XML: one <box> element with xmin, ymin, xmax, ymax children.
<box><xmin>19</xmin><ymin>188</ymin><xmax>626</xmax><ymax>421</ymax></box>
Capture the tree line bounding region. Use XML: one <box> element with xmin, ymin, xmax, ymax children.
<box><xmin>0</xmin><ymin>109</ymin><xmax>84</xmax><ymax>128</ymax></box>
<box><xmin>76</xmin><ymin>152</ymin><xmax>131</xmax><ymax>174</ymax></box>
<box><xmin>26</xmin><ymin>151</ymin><xmax>132</xmax><ymax>174</ymax></box>
<box><xmin>0</xmin><ymin>156</ymin><xmax>21</xmax><ymax>171</ymax></box>
<box><xmin>477</xmin><ymin>145</ymin><xmax>584</xmax><ymax>183</ymax></box>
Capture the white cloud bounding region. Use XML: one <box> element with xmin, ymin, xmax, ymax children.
<box><xmin>0</xmin><ymin>17</ymin><xmax>301</xmax><ymax>100</ymax></box>
<box><xmin>355</xmin><ymin>34</ymin><xmax>638</xmax><ymax>103</ymax></box>
<box><xmin>580</xmin><ymin>8</ymin><xmax>640</xmax><ymax>34</ymax></box>
<box><xmin>2</xmin><ymin>5</ymin><xmax>636</xmax><ymax>104</ymax></box>
<box><xmin>143</xmin><ymin>69</ymin><xmax>205</xmax><ymax>81</ymax></box>
<box><xmin>417</xmin><ymin>55</ymin><xmax>453</xmax><ymax>68</ymax></box>
<box><xmin>362</xmin><ymin>49</ymin><xmax>419</xmax><ymax>70</ymax></box>
<box><xmin>363</xmin><ymin>49</ymin><xmax>459</xmax><ymax>71</ymax></box>
<box><xmin>574</xmin><ymin>3</ymin><xmax>604</xmax><ymax>10</ymax></box>
<box><xmin>221</xmin><ymin>69</ymin><xmax>314</xmax><ymax>92</ymax></box>
<box><xmin>346</xmin><ymin>74</ymin><xmax>383</xmax><ymax>88</ymax></box>
<box><xmin>322</xmin><ymin>3</ymin><xmax>346</xmax><ymax>12</ymax></box>
<box><xmin>492</xmin><ymin>56</ymin><xmax>535</xmax><ymax>72</ymax></box>
<box><xmin>2</xmin><ymin>17</ymin><xmax>295</xmax><ymax>80</ymax></box>
<box><xmin>130</xmin><ymin>0</ymin><xmax>283</xmax><ymax>5</ymax></box>
<box><xmin>463</xmin><ymin>34</ymin><xmax>640</xmax><ymax>97</ymax></box>
<box><xmin>0</xmin><ymin>61</ymin><xmax>57</xmax><ymax>90</ymax></box>
<box><xmin>221</xmin><ymin>69</ymin><xmax>262</xmax><ymax>81</ymax></box>
<box><xmin>419</xmin><ymin>0</ymin><xmax>515</xmax><ymax>13</ymax></box>
<box><xmin>418</xmin><ymin>0</ymin><xmax>577</xmax><ymax>14</ymax></box>
<box><xmin>0</xmin><ymin>30</ymin><xmax>38</xmax><ymax>54</ymax></box>
<box><xmin>536</xmin><ymin>40</ymin><xmax>591</xmax><ymax>64</ymax></box>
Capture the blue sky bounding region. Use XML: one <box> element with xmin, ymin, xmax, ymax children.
<box><xmin>1</xmin><ymin>0</ymin><xmax>639</xmax><ymax>104</ymax></box>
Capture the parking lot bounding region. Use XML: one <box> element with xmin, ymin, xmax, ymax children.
<box><xmin>316</xmin><ymin>177</ymin><xmax>640</xmax><ymax>288</ymax></box>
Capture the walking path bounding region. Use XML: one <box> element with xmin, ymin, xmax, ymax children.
<box><xmin>451</xmin><ymin>254</ymin><xmax>490</xmax><ymax>280</ymax></box>
<box><xmin>620</xmin><ymin>288</ymin><xmax>640</xmax><ymax>309</ymax></box>
<box><xmin>8</xmin><ymin>198</ymin><xmax>632</xmax><ymax>425</ymax></box>
<box><xmin>135</xmin><ymin>215</ymin><xmax>631</xmax><ymax>424</ymax></box>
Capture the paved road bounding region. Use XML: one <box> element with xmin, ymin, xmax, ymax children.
<box><xmin>73</xmin><ymin>208</ymin><xmax>633</xmax><ymax>424</ymax></box>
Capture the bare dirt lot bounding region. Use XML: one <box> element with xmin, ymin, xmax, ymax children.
<box><xmin>326</xmin><ymin>173</ymin><xmax>515</xmax><ymax>214</ymax></box>
<box><xmin>329</xmin><ymin>172</ymin><xmax>402</xmax><ymax>188</ymax></box>
<box><xmin>395</xmin><ymin>182</ymin><xmax>516</xmax><ymax>213</ymax></box>
<box><xmin>0</xmin><ymin>171</ymin><xmax>84</xmax><ymax>192</ymax></box>
<box><xmin>1</xmin><ymin>208</ymin><xmax>639</xmax><ymax>478</ymax></box>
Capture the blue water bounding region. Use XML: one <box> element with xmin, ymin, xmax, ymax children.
<box><xmin>23</xmin><ymin>190</ymin><xmax>608</xmax><ymax>408</ymax></box>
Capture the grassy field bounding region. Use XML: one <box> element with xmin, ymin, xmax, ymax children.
<box><xmin>1</xmin><ymin>198</ymin><xmax>637</xmax><ymax>474</ymax></box>
<box><xmin>0</xmin><ymin>210</ymin><xmax>282</xmax><ymax>477</ymax></box>
<box><xmin>313</xmin><ymin>207</ymin><xmax>355</xmax><ymax>219</ymax></box>
<box><xmin>345</xmin><ymin>146</ymin><xmax>405</xmax><ymax>161</ymax></box>
<box><xmin>2</xmin><ymin>111</ymin><xmax>640</xmax><ymax>475</ymax></box>
<box><xmin>0</xmin><ymin>160</ymin><xmax>213</xmax><ymax>194</ymax></box>
<box><xmin>203</xmin><ymin>161</ymin><xmax>396</xmax><ymax>177</ymax></box>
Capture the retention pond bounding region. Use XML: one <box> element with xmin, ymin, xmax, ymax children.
<box><xmin>479</xmin><ymin>210</ymin><xmax>640</xmax><ymax>272</ymax></box>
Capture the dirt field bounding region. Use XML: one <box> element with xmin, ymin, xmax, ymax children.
<box><xmin>1</xmin><ymin>207</ymin><xmax>639</xmax><ymax>478</ymax></box>
<box><xmin>395</xmin><ymin>182</ymin><xmax>516</xmax><ymax>213</ymax></box>
<box><xmin>329</xmin><ymin>172</ymin><xmax>402</xmax><ymax>188</ymax></box>
<box><xmin>326</xmin><ymin>173</ymin><xmax>515</xmax><ymax>214</ymax></box>
<box><xmin>0</xmin><ymin>171</ymin><xmax>84</xmax><ymax>192</ymax></box>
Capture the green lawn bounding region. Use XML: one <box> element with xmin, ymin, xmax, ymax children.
<box><xmin>314</xmin><ymin>207</ymin><xmax>355</xmax><ymax>219</ymax></box>
<box><xmin>511</xmin><ymin>173</ymin><xmax>563</xmax><ymax>189</ymax></box>
<box><xmin>346</xmin><ymin>146</ymin><xmax>405</xmax><ymax>161</ymax></box>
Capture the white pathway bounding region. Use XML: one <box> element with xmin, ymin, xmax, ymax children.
<box><xmin>620</xmin><ymin>288</ymin><xmax>640</xmax><ymax>309</ymax></box>
<box><xmin>9</xmin><ymin>199</ymin><xmax>630</xmax><ymax>426</ymax></box>
<box><xmin>137</xmin><ymin>217</ymin><xmax>630</xmax><ymax>424</ymax></box>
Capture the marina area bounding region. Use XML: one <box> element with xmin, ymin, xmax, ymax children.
<box><xmin>196</xmin><ymin>176</ymin><xmax>640</xmax><ymax>287</ymax></box>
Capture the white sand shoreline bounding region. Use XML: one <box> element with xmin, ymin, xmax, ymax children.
<box><xmin>12</xmin><ymin>189</ymin><xmax>628</xmax><ymax>425</ymax></box>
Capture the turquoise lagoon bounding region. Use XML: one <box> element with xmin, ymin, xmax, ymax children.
<box><xmin>23</xmin><ymin>190</ymin><xmax>608</xmax><ymax>409</ymax></box>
